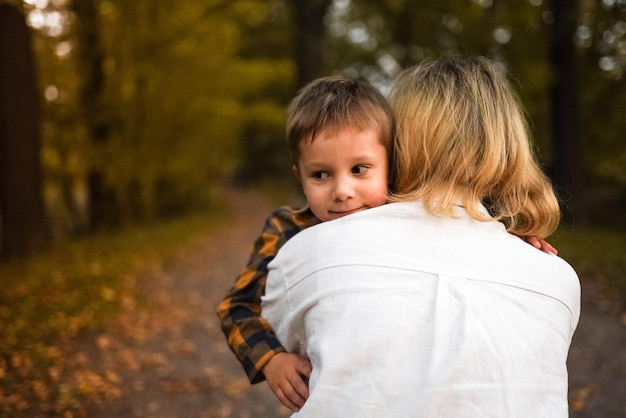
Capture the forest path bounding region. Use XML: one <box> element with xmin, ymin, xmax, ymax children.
<box><xmin>85</xmin><ymin>188</ymin><xmax>625</xmax><ymax>418</ymax></box>
<box><xmin>86</xmin><ymin>189</ymin><xmax>289</xmax><ymax>417</ymax></box>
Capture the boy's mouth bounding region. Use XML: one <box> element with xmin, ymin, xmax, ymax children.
<box><xmin>329</xmin><ymin>206</ymin><xmax>366</xmax><ymax>217</ymax></box>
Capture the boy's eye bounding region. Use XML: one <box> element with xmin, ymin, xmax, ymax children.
<box><xmin>312</xmin><ymin>171</ymin><xmax>329</xmax><ymax>180</ymax></box>
<box><xmin>351</xmin><ymin>165</ymin><xmax>369</xmax><ymax>174</ymax></box>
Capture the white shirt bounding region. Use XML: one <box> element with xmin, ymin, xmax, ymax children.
<box><xmin>262</xmin><ymin>201</ymin><xmax>580</xmax><ymax>418</ymax></box>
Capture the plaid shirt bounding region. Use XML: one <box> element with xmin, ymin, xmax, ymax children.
<box><xmin>216</xmin><ymin>205</ymin><xmax>321</xmax><ymax>383</ymax></box>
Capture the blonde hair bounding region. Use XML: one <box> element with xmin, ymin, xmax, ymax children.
<box><xmin>286</xmin><ymin>75</ymin><xmax>395</xmax><ymax>165</ymax></box>
<box><xmin>388</xmin><ymin>56</ymin><xmax>560</xmax><ymax>238</ymax></box>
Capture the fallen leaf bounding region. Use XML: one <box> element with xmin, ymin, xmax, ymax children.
<box><xmin>224</xmin><ymin>379</ymin><xmax>249</xmax><ymax>398</ymax></box>
<box><xmin>569</xmin><ymin>383</ymin><xmax>598</xmax><ymax>412</ymax></box>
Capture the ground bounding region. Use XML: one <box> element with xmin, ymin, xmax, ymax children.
<box><xmin>85</xmin><ymin>189</ymin><xmax>626</xmax><ymax>418</ymax></box>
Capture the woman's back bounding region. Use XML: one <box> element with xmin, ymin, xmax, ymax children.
<box><xmin>263</xmin><ymin>201</ymin><xmax>580</xmax><ymax>417</ymax></box>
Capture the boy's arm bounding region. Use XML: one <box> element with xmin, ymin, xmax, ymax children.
<box><xmin>216</xmin><ymin>207</ymin><xmax>320</xmax><ymax>384</ymax></box>
<box><xmin>216</xmin><ymin>217</ymin><xmax>287</xmax><ymax>384</ymax></box>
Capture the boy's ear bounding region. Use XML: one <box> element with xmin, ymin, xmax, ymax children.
<box><xmin>292</xmin><ymin>165</ymin><xmax>301</xmax><ymax>180</ymax></box>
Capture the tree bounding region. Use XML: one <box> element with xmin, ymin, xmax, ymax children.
<box><xmin>19</xmin><ymin>0</ymin><xmax>624</xmax><ymax>233</ymax></box>
<box><xmin>0</xmin><ymin>3</ymin><xmax>50</xmax><ymax>258</ymax></box>
<box><xmin>548</xmin><ymin>0</ymin><xmax>582</xmax><ymax>223</ymax></box>
<box><xmin>286</xmin><ymin>0</ymin><xmax>333</xmax><ymax>88</ymax></box>
<box><xmin>72</xmin><ymin>0</ymin><xmax>119</xmax><ymax>229</ymax></box>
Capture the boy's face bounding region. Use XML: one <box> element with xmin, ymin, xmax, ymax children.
<box><xmin>294</xmin><ymin>127</ymin><xmax>389</xmax><ymax>222</ymax></box>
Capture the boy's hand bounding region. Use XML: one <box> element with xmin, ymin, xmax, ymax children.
<box><xmin>523</xmin><ymin>236</ymin><xmax>558</xmax><ymax>255</ymax></box>
<box><xmin>263</xmin><ymin>352</ymin><xmax>312</xmax><ymax>412</ymax></box>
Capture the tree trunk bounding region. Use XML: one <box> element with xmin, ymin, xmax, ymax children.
<box><xmin>0</xmin><ymin>3</ymin><xmax>50</xmax><ymax>259</ymax></box>
<box><xmin>549</xmin><ymin>0</ymin><xmax>582</xmax><ymax>223</ymax></box>
<box><xmin>286</xmin><ymin>0</ymin><xmax>333</xmax><ymax>89</ymax></box>
<box><xmin>73</xmin><ymin>0</ymin><xmax>119</xmax><ymax>229</ymax></box>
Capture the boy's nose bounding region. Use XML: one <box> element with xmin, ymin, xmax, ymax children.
<box><xmin>332</xmin><ymin>177</ymin><xmax>356</xmax><ymax>201</ymax></box>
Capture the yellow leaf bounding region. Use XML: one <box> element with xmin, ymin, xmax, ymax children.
<box><xmin>569</xmin><ymin>383</ymin><xmax>597</xmax><ymax>412</ymax></box>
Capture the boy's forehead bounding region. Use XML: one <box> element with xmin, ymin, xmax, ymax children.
<box><xmin>302</xmin><ymin>125</ymin><xmax>384</xmax><ymax>144</ymax></box>
<box><xmin>296</xmin><ymin>127</ymin><xmax>390</xmax><ymax>169</ymax></box>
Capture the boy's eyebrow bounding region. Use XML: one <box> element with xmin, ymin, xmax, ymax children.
<box><xmin>301</xmin><ymin>153</ymin><xmax>384</xmax><ymax>168</ymax></box>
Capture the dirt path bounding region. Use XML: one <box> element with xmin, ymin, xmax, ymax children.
<box><xmin>86</xmin><ymin>190</ymin><xmax>290</xmax><ymax>417</ymax></box>
<box><xmin>568</xmin><ymin>298</ymin><xmax>626</xmax><ymax>417</ymax></box>
<box><xmin>85</xmin><ymin>189</ymin><xmax>625</xmax><ymax>418</ymax></box>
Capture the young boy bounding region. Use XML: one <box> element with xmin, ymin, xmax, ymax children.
<box><xmin>216</xmin><ymin>75</ymin><xmax>395</xmax><ymax>412</ymax></box>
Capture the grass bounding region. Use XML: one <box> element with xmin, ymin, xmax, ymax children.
<box><xmin>550</xmin><ymin>225</ymin><xmax>626</xmax><ymax>310</ymax></box>
<box><xmin>551</xmin><ymin>226</ymin><xmax>625</xmax><ymax>285</ymax></box>
<box><xmin>0</xmin><ymin>206</ymin><xmax>228</xmax><ymax>417</ymax></box>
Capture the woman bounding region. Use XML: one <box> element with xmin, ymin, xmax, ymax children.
<box><xmin>262</xmin><ymin>56</ymin><xmax>580</xmax><ymax>417</ymax></box>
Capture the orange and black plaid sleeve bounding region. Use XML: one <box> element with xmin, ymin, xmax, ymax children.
<box><xmin>216</xmin><ymin>206</ymin><xmax>321</xmax><ymax>384</ymax></box>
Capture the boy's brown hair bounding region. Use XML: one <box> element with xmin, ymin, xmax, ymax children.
<box><xmin>286</xmin><ymin>75</ymin><xmax>395</xmax><ymax>166</ymax></box>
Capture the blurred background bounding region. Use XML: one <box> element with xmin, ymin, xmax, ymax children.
<box><xmin>1</xmin><ymin>0</ymin><xmax>625</xmax><ymax>256</ymax></box>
